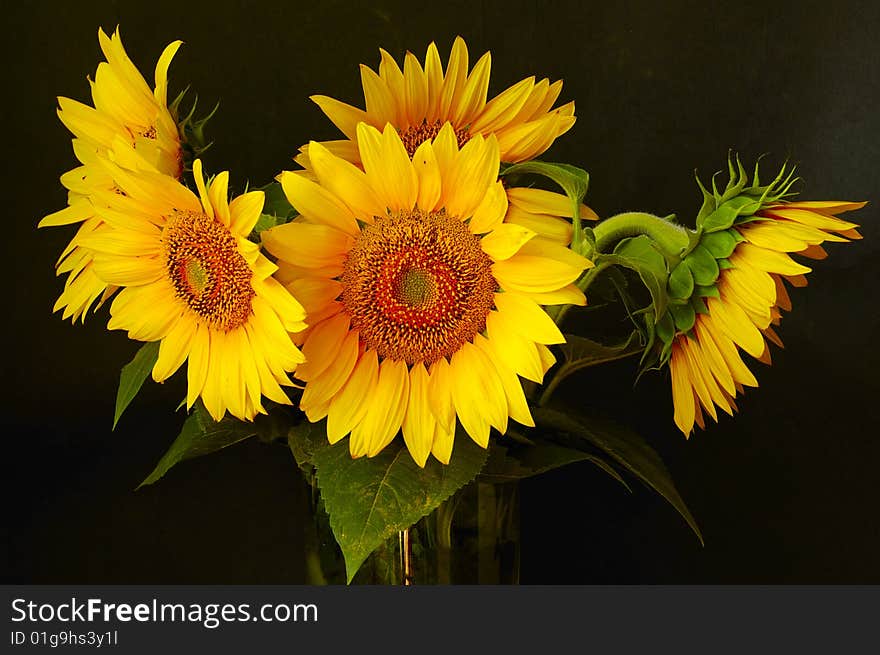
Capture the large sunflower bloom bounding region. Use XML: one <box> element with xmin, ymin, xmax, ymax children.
<box><xmin>263</xmin><ymin>123</ymin><xmax>592</xmax><ymax>466</ymax></box>
<box><xmin>39</xmin><ymin>27</ymin><xmax>183</xmax><ymax>322</ymax></box>
<box><xmin>301</xmin><ymin>36</ymin><xmax>575</xmax><ymax>169</ymax></box>
<box><xmin>78</xmin><ymin>154</ymin><xmax>307</xmax><ymax>422</ymax></box>
<box><xmin>670</xmin><ymin>200</ymin><xmax>864</xmax><ymax>435</ymax></box>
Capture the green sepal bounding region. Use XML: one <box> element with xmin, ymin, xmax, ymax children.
<box><xmin>701</xmin><ymin>229</ymin><xmax>738</xmax><ymax>259</ymax></box>
<box><xmin>691</xmin><ymin>295</ymin><xmax>709</xmax><ymax>315</ymax></box>
<box><xmin>499</xmin><ymin>160</ymin><xmax>590</xmax><ymax>253</ymax></box>
<box><xmin>717</xmin><ymin>258</ymin><xmax>733</xmax><ymax>270</ymax></box>
<box><xmin>668</xmin><ymin>261</ymin><xmax>694</xmax><ymax>300</ymax></box>
<box><xmin>289</xmin><ymin>423</ymin><xmax>490</xmax><ymax>583</ymax></box>
<box><xmin>694</xmin><ymin>154</ymin><xmax>802</xmax><ymax>233</ymax></box>
<box><xmin>684</xmin><ymin>244</ymin><xmax>720</xmax><ymax>286</ymax></box>
<box><xmin>669</xmin><ymin>301</ymin><xmax>696</xmax><ymax>333</ymax></box>
<box><xmin>533</xmin><ymin>405</ymin><xmax>703</xmax><ymax>545</ymax></box>
<box><xmin>113</xmin><ymin>341</ymin><xmax>160</xmax><ymax>429</ymax></box>
<box><xmin>654</xmin><ymin>310</ymin><xmax>675</xmax><ymax>345</ymax></box>
<box><xmin>694</xmin><ymin>284</ymin><xmax>720</xmax><ymax>299</ymax></box>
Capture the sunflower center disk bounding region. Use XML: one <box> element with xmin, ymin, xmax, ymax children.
<box><xmin>398</xmin><ymin>119</ymin><xmax>471</xmax><ymax>157</ymax></box>
<box><xmin>342</xmin><ymin>208</ymin><xmax>497</xmax><ymax>365</ymax></box>
<box><xmin>163</xmin><ymin>210</ymin><xmax>255</xmax><ymax>331</ymax></box>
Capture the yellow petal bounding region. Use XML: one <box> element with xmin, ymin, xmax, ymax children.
<box><xmin>670</xmin><ymin>343</ymin><xmax>695</xmax><ymax>436</ymax></box>
<box><xmin>468</xmin><ymin>179</ymin><xmax>508</xmax><ymax>234</ymax></box>
<box><xmin>301</xmin><ymin>330</ymin><xmax>361</xmax><ymax>420</ymax></box>
<box><xmin>412</xmin><ymin>140</ymin><xmax>442</xmax><ymax>211</ymax></box>
<box><xmin>485</xmin><ymin>311</ymin><xmax>545</xmax><ymax>383</ymax></box>
<box><xmin>326</xmin><ymin>348</ymin><xmax>378</xmax><ymax>444</ymax></box>
<box><xmin>493</xmin><ymin>292</ymin><xmax>565</xmax><ymax>344</ymax></box>
<box><xmin>443</xmin><ymin>134</ymin><xmax>500</xmax><ymax>220</ymax></box>
<box><xmin>474</xmin><ymin>334</ymin><xmax>534</xmax><ymax>428</ymax></box>
<box><xmin>401</xmin><ymin>362</ymin><xmax>435</xmax><ymax>467</ymax></box>
<box><xmin>309</xmin><ymin>139</ymin><xmax>387</xmax><ymax>220</ymax></box>
<box><xmin>355</xmin><ymin>358</ymin><xmax>409</xmax><ymax>457</ymax></box>
<box><xmin>261</xmin><ymin>221</ymin><xmax>353</xmax><ymax>274</ymax></box>
<box><xmin>449</xmin><ymin>342</ymin><xmax>507</xmax><ymax>446</ymax></box>
<box><xmin>480</xmin><ymin>223</ymin><xmax>536</xmax><ymax>261</ymax></box>
<box><xmin>470</xmin><ymin>76</ymin><xmax>535</xmax><ymax>134</ymax></box>
<box><xmin>279</xmin><ymin>171</ymin><xmax>359</xmax><ymax>236</ymax></box>
<box><xmin>229</xmin><ymin>190</ymin><xmax>265</xmax><ymax>236</ymax></box>
<box><xmin>311</xmin><ymin>94</ymin><xmax>371</xmax><ymax>140</ymax></box>
<box><xmin>296</xmin><ymin>312</ymin><xmax>351</xmax><ymax>382</ymax></box>
<box><xmin>427</xmin><ymin>357</ymin><xmax>455</xmax><ymax>432</ymax></box>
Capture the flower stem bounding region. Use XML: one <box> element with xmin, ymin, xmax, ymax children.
<box><xmin>591</xmin><ymin>211</ymin><xmax>691</xmax><ymax>256</ymax></box>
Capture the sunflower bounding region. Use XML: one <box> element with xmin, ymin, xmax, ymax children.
<box><xmin>297</xmin><ymin>36</ymin><xmax>574</xmax><ymax>169</ymax></box>
<box><xmin>669</xmin><ymin>199</ymin><xmax>864</xmax><ymax>435</ymax></box>
<box><xmin>39</xmin><ymin>27</ymin><xmax>183</xmax><ymax>322</ymax></box>
<box><xmin>262</xmin><ymin>123</ymin><xmax>592</xmax><ymax>466</ymax></box>
<box><xmin>78</xmin><ymin>154</ymin><xmax>307</xmax><ymax>422</ymax></box>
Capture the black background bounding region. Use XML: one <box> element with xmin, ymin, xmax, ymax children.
<box><xmin>3</xmin><ymin>0</ymin><xmax>878</xmax><ymax>584</ymax></box>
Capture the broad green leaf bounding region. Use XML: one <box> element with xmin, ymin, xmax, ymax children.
<box><xmin>479</xmin><ymin>439</ymin><xmax>632</xmax><ymax>492</ymax></box>
<box><xmin>113</xmin><ymin>341</ymin><xmax>160</xmax><ymax>429</ymax></box>
<box><xmin>685</xmin><ymin>244</ymin><xmax>720</xmax><ymax>286</ymax></box>
<box><xmin>137</xmin><ymin>404</ymin><xmax>262</xmax><ymax>488</ymax></box>
<box><xmin>533</xmin><ymin>406</ymin><xmax>703</xmax><ymax>544</ymax></box>
<box><xmin>500</xmin><ymin>160</ymin><xmax>590</xmax><ymax>251</ymax></box>
<box><xmin>540</xmin><ymin>331</ymin><xmax>643</xmax><ymax>405</ymax></box>
<box><xmin>601</xmin><ymin>235</ymin><xmax>670</xmax><ymax>318</ymax></box>
<box><xmin>305</xmin><ymin>433</ymin><xmax>489</xmax><ymax>583</ymax></box>
<box><xmin>668</xmin><ymin>261</ymin><xmax>694</xmax><ymax>300</ymax></box>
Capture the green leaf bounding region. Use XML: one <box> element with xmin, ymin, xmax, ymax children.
<box><xmin>113</xmin><ymin>341</ymin><xmax>160</xmax><ymax>429</ymax></box>
<box><xmin>540</xmin><ymin>331</ymin><xmax>643</xmax><ymax>406</ymax></box>
<box><xmin>684</xmin><ymin>244</ymin><xmax>720</xmax><ymax>286</ymax></box>
<box><xmin>299</xmin><ymin>431</ymin><xmax>490</xmax><ymax>582</ymax></box>
<box><xmin>668</xmin><ymin>261</ymin><xmax>694</xmax><ymax>300</ymax></box>
<box><xmin>259</xmin><ymin>181</ymin><xmax>295</xmax><ymax>220</ymax></box>
<box><xmin>479</xmin><ymin>439</ymin><xmax>632</xmax><ymax>492</ymax></box>
<box><xmin>602</xmin><ymin>235</ymin><xmax>670</xmax><ymax>318</ymax></box>
<box><xmin>533</xmin><ymin>406</ymin><xmax>703</xmax><ymax>544</ymax></box>
<box><xmin>500</xmin><ymin>160</ymin><xmax>590</xmax><ymax>251</ymax></box>
<box><xmin>137</xmin><ymin>404</ymin><xmax>261</xmax><ymax>488</ymax></box>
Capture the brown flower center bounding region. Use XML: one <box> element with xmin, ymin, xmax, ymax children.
<box><xmin>341</xmin><ymin>208</ymin><xmax>496</xmax><ymax>364</ymax></box>
<box><xmin>397</xmin><ymin>119</ymin><xmax>470</xmax><ymax>157</ymax></box>
<box><xmin>163</xmin><ymin>210</ymin><xmax>254</xmax><ymax>331</ymax></box>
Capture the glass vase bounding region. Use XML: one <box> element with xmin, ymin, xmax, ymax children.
<box><xmin>303</xmin><ymin>478</ymin><xmax>521</xmax><ymax>585</ymax></box>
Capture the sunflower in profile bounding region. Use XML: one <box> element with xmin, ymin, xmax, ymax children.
<box><xmin>263</xmin><ymin>123</ymin><xmax>592</xmax><ymax>466</ymax></box>
<box><xmin>663</xmin><ymin>163</ymin><xmax>864</xmax><ymax>435</ymax></box>
<box><xmin>79</xmin><ymin>153</ymin><xmax>307</xmax><ymax>422</ymax></box>
<box><xmin>39</xmin><ymin>27</ymin><xmax>184</xmax><ymax>322</ymax></box>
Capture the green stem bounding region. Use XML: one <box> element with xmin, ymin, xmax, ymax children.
<box><xmin>548</xmin><ymin>260</ymin><xmax>612</xmax><ymax>328</ymax></box>
<box><xmin>592</xmin><ymin>212</ymin><xmax>690</xmax><ymax>256</ymax></box>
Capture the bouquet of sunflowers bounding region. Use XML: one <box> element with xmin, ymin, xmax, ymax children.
<box><xmin>41</xmin><ymin>28</ymin><xmax>864</xmax><ymax>583</ymax></box>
